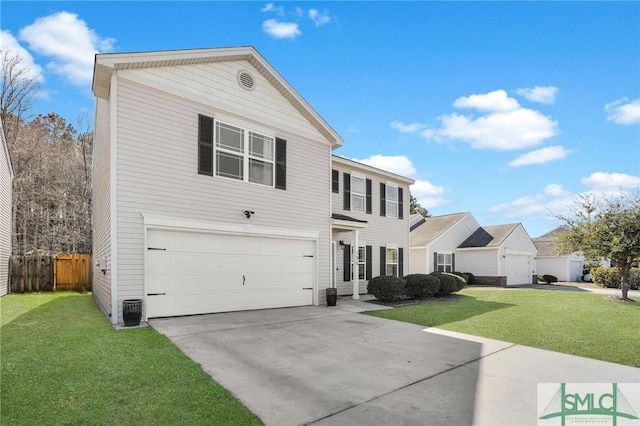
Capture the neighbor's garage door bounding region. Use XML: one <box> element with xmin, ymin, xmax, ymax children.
<box><xmin>505</xmin><ymin>254</ymin><xmax>531</xmax><ymax>285</ymax></box>
<box><xmin>146</xmin><ymin>229</ymin><xmax>315</xmax><ymax>318</ymax></box>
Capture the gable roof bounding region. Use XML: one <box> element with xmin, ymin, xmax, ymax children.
<box><xmin>93</xmin><ymin>46</ymin><xmax>343</xmax><ymax>148</ymax></box>
<box><xmin>459</xmin><ymin>223</ymin><xmax>520</xmax><ymax>248</ymax></box>
<box><xmin>0</xmin><ymin>118</ymin><xmax>13</xmax><ymax>178</ymax></box>
<box><xmin>332</xmin><ymin>155</ymin><xmax>415</xmax><ymax>185</ymax></box>
<box><xmin>410</xmin><ymin>212</ymin><xmax>469</xmax><ymax>246</ymax></box>
<box><xmin>532</xmin><ymin>226</ymin><xmax>569</xmax><ymax>256</ymax></box>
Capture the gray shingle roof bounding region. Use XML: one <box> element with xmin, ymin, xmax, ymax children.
<box><xmin>410</xmin><ymin>212</ymin><xmax>469</xmax><ymax>246</ymax></box>
<box><xmin>458</xmin><ymin>223</ymin><xmax>520</xmax><ymax>248</ymax></box>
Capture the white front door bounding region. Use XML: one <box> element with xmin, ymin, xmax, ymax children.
<box><xmin>146</xmin><ymin>229</ymin><xmax>315</xmax><ymax>317</ymax></box>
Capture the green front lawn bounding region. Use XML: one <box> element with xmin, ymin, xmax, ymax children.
<box><xmin>0</xmin><ymin>292</ymin><xmax>262</xmax><ymax>425</ymax></box>
<box><xmin>365</xmin><ymin>289</ymin><xmax>640</xmax><ymax>367</ymax></box>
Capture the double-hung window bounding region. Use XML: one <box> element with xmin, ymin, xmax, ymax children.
<box><xmin>437</xmin><ymin>252</ymin><xmax>453</xmax><ymax>273</ymax></box>
<box><xmin>351</xmin><ymin>175</ymin><xmax>366</xmax><ymax>212</ymax></box>
<box><xmin>215</xmin><ymin>121</ymin><xmax>274</xmax><ymax>186</ymax></box>
<box><xmin>386</xmin><ymin>247</ymin><xmax>398</xmax><ymax>277</ymax></box>
<box><xmin>386</xmin><ymin>184</ymin><xmax>399</xmax><ymax>218</ymax></box>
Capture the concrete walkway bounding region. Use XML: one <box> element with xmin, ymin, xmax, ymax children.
<box><xmin>150</xmin><ymin>296</ymin><xmax>640</xmax><ymax>426</ymax></box>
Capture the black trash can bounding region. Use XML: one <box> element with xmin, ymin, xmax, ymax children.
<box><xmin>122</xmin><ymin>299</ymin><xmax>143</xmax><ymax>327</ymax></box>
<box><xmin>326</xmin><ymin>288</ymin><xmax>337</xmax><ymax>306</ymax></box>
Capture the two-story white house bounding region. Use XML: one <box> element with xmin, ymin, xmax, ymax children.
<box><xmin>92</xmin><ymin>47</ymin><xmax>413</xmax><ymax>325</ymax></box>
<box><xmin>331</xmin><ymin>156</ymin><xmax>413</xmax><ymax>298</ymax></box>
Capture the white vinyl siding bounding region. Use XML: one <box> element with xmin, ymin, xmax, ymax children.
<box><xmin>118</xmin><ymin>60</ymin><xmax>327</xmax><ymax>144</ymax></box>
<box><xmin>113</xmin><ymin>77</ymin><xmax>331</xmax><ymax>323</ymax></box>
<box><xmin>91</xmin><ymin>97</ymin><xmax>112</xmax><ymax>314</ymax></box>
<box><xmin>425</xmin><ymin>213</ymin><xmax>479</xmax><ymax>274</ymax></box>
<box><xmin>0</xmin><ymin>130</ymin><xmax>12</xmax><ymax>297</ymax></box>
<box><xmin>331</xmin><ymin>161</ymin><xmax>411</xmax><ymax>296</ymax></box>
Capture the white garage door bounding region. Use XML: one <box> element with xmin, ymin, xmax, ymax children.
<box><xmin>505</xmin><ymin>254</ymin><xmax>531</xmax><ymax>285</ymax></box>
<box><xmin>569</xmin><ymin>259</ymin><xmax>584</xmax><ymax>282</ymax></box>
<box><xmin>146</xmin><ymin>229</ymin><xmax>315</xmax><ymax>318</ymax></box>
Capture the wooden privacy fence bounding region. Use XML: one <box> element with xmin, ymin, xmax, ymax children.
<box><xmin>9</xmin><ymin>254</ymin><xmax>91</xmax><ymax>293</ymax></box>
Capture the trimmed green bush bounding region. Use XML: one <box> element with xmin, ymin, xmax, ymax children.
<box><xmin>367</xmin><ymin>275</ymin><xmax>406</xmax><ymax>302</ymax></box>
<box><xmin>463</xmin><ymin>272</ymin><xmax>475</xmax><ymax>285</ymax></box>
<box><xmin>539</xmin><ymin>274</ymin><xmax>558</xmax><ymax>284</ymax></box>
<box><xmin>592</xmin><ymin>267</ymin><xmax>639</xmax><ymax>290</ymax></box>
<box><xmin>445</xmin><ymin>272</ymin><xmax>467</xmax><ymax>291</ymax></box>
<box><xmin>430</xmin><ymin>272</ymin><xmax>458</xmax><ymax>296</ymax></box>
<box><xmin>404</xmin><ymin>274</ymin><xmax>441</xmax><ymax>299</ymax></box>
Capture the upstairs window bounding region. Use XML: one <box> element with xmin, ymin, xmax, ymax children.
<box><xmin>351</xmin><ymin>175</ymin><xmax>366</xmax><ymax>212</ymax></box>
<box><xmin>386</xmin><ymin>185</ymin><xmax>398</xmax><ymax>218</ymax></box>
<box><xmin>213</xmin><ymin>121</ymin><xmax>274</xmax><ymax>186</ymax></box>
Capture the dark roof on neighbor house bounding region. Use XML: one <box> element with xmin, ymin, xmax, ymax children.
<box><xmin>410</xmin><ymin>212</ymin><xmax>469</xmax><ymax>247</ymax></box>
<box><xmin>331</xmin><ymin>213</ymin><xmax>368</xmax><ymax>223</ymax></box>
<box><xmin>532</xmin><ymin>226</ymin><xmax>569</xmax><ymax>256</ymax></box>
<box><xmin>458</xmin><ymin>223</ymin><xmax>520</xmax><ymax>248</ymax></box>
<box><xmin>535</xmin><ymin>226</ymin><xmax>569</xmax><ymax>239</ymax></box>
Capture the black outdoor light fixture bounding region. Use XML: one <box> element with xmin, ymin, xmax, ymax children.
<box><xmin>243</xmin><ymin>210</ymin><xmax>255</xmax><ymax>219</ymax></box>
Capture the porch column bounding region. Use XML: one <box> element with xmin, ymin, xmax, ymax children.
<box><xmin>352</xmin><ymin>229</ymin><xmax>360</xmax><ymax>300</ymax></box>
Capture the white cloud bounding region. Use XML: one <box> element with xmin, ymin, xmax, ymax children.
<box><xmin>605</xmin><ymin>98</ymin><xmax>640</xmax><ymax>125</ymax></box>
<box><xmin>351</xmin><ymin>154</ymin><xmax>417</xmax><ymax>177</ymax></box>
<box><xmin>410</xmin><ymin>180</ymin><xmax>451</xmax><ymax>209</ymax></box>
<box><xmin>390</xmin><ymin>120</ymin><xmax>426</xmax><ymax>133</ymax></box>
<box><xmin>514</xmin><ymin>86</ymin><xmax>559</xmax><ymax>104</ymax></box>
<box><xmin>261</xmin><ymin>3</ymin><xmax>284</xmax><ymax>15</ymax></box>
<box><xmin>453</xmin><ymin>90</ymin><xmax>519</xmax><ymax>112</ymax></box>
<box><xmin>262</xmin><ymin>19</ymin><xmax>301</xmax><ymax>39</ymax></box>
<box><xmin>581</xmin><ymin>172</ymin><xmax>640</xmax><ymax>190</ymax></box>
<box><xmin>0</xmin><ymin>30</ymin><xmax>44</xmax><ymax>82</ymax></box>
<box><xmin>308</xmin><ymin>9</ymin><xmax>330</xmax><ymax>26</ymax></box>
<box><xmin>18</xmin><ymin>11</ymin><xmax>114</xmax><ymax>87</ymax></box>
<box><xmin>422</xmin><ymin>107</ymin><xmax>558</xmax><ymax>150</ymax></box>
<box><xmin>489</xmin><ymin>183</ymin><xmax>573</xmax><ymax>219</ymax></box>
<box><xmin>508</xmin><ymin>145</ymin><xmax>570</xmax><ymax>167</ymax></box>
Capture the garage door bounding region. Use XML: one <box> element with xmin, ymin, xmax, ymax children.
<box><xmin>146</xmin><ymin>229</ymin><xmax>315</xmax><ymax>318</ymax></box>
<box><xmin>505</xmin><ymin>254</ymin><xmax>531</xmax><ymax>285</ymax></box>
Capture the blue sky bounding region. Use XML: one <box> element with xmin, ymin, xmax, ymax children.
<box><xmin>2</xmin><ymin>1</ymin><xmax>639</xmax><ymax>237</ymax></box>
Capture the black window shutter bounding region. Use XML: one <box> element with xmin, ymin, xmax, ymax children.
<box><xmin>198</xmin><ymin>115</ymin><xmax>214</xmax><ymax>176</ymax></box>
<box><xmin>365</xmin><ymin>179</ymin><xmax>372</xmax><ymax>214</ymax></box>
<box><xmin>452</xmin><ymin>253</ymin><xmax>456</xmax><ymax>272</ymax></box>
<box><xmin>332</xmin><ymin>169</ymin><xmax>339</xmax><ymax>193</ymax></box>
<box><xmin>366</xmin><ymin>245</ymin><xmax>372</xmax><ymax>280</ymax></box>
<box><xmin>380</xmin><ymin>183</ymin><xmax>386</xmax><ymax>217</ymax></box>
<box><xmin>343</xmin><ymin>173</ymin><xmax>351</xmax><ymax>210</ymax></box>
<box><xmin>275</xmin><ymin>138</ymin><xmax>287</xmax><ymax>190</ymax></box>
<box><xmin>399</xmin><ymin>248</ymin><xmax>404</xmax><ymax>277</ymax></box>
<box><xmin>398</xmin><ymin>188</ymin><xmax>404</xmax><ymax>219</ymax></box>
<box><xmin>343</xmin><ymin>244</ymin><xmax>351</xmax><ymax>282</ymax></box>
<box><xmin>380</xmin><ymin>246</ymin><xmax>386</xmax><ymax>276</ymax></box>
<box><xmin>433</xmin><ymin>252</ymin><xmax>438</xmax><ymax>273</ymax></box>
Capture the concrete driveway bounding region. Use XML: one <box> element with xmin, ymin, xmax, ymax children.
<box><xmin>150</xmin><ymin>300</ymin><xmax>639</xmax><ymax>426</ymax></box>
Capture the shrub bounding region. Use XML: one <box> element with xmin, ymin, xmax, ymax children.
<box><xmin>462</xmin><ymin>272</ymin><xmax>475</xmax><ymax>285</ymax></box>
<box><xmin>445</xmin><ymin>272</ymin><xmax>467</xmax><ymax>291</ymax></box>
<box><xmin>403</xmin><ymin>274</ymin><xmax>440</xmax><ymax>299</ymax></box>
<box><xmin>430</xmin><ymin>272</ymin><xmax>458</xmax><ymax>296</ymax></box>
<box><xmin>367</xmin><ymin>275</ymin><xmax>406</xmax><ymax>302</ymax></box>
<box><xmin>539</xmin><ymin>274</ymin><xmax>558</xmax><ymax>284</ymax></box>
<box><xmin>592</xmin><ymin>267</ymin><xmax>640</xmax><ymax>290</ymax></box>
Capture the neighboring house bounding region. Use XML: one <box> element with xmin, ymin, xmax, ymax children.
<box><xmin>91</xmin><ymin>47</ymin><xmax>411</xmax><ymax>325</ymax></box>
<box><xmin>0</xmin><ymin>119</ymin><xmax>13</xmax><ymax>297</ymax></box>
<box><xmin>409</xmin><ymin>212</ymin><xmax>479</xmax><ymax>275</ymax></box>
<box><xmin>410</xmin><ymin>213</ymin><xmax>538</xmax><ymax>286</ymax></box>
<box><xmin>331</xmin><ymin>156</ymin><xmax>413</xmax><ymax>297</ymax></box>
<box><xmin>533</xmin><ymin>227</ymin><xmax>584</xmax><ymax>282</ymax></box>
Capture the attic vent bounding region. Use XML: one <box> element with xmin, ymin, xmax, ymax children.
<box><xmin>238</xmin><ymin>71</ymin><xmax>255</xmax><ymax>91</ymax></box>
